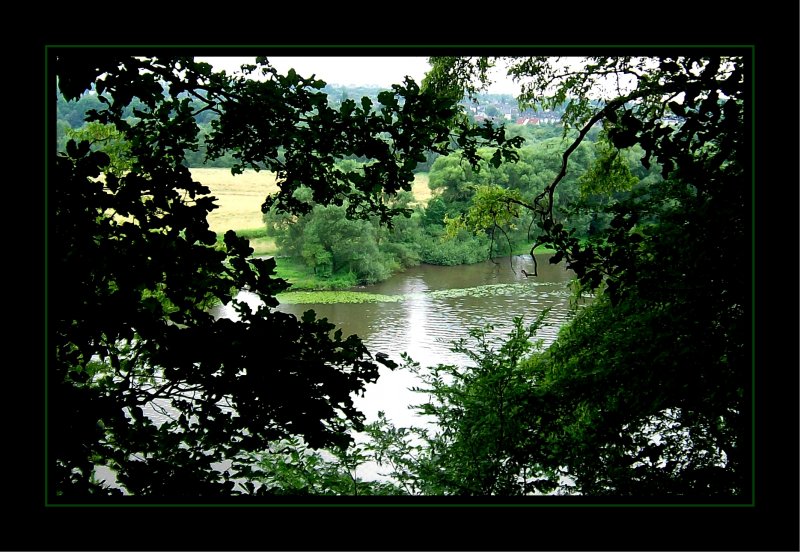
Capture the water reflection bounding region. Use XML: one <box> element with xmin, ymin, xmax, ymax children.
<box><xmin>272</xmin><ymin>254</ymin><xmax>581</xmax><ymax>427</ymax></box>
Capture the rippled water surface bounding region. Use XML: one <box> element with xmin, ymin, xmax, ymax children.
<box><xmin>213</xmin><ymin>254</ymin><xmax>583</xmax><ymax>428</ymax></box>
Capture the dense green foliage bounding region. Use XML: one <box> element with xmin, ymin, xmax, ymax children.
<box><xmin>431</xmin><ymin>135</ymin><xmax>656</xmax><ymax>246</ymax></box>
<box><xmin>264</xmin><ymin>186</ymin><xmax>419</xmax><ymax>285</ymax></box>
<box><xmin>64</xmin><ymin>121</ymin><xmax>134</xmax><ymax>176</ymax></box>
<box><xmin>263</xmin><ymin>180</ymin><xmax>493</xmax><ymax>284</ymax></box>
<box><xmin>236</xmin><ymin>434</ymin><xmax>402</xmax><ymax>496</ymax></box>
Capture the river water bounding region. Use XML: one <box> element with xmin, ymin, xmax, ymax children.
<box><xmin>212</xmin><ymin>253</ymin><xmax>579</xmax><ymax>428</ymax></box>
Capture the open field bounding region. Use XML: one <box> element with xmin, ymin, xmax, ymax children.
<box><xmin>190</xmin><ymin>168</ymin><xmax>280</xmax><ymax>234</ymax></box>
<box><xmin>409</xmin><ymin>172</ymin><xmax>432</xmax><ymax>204</ymax></box>
<box><xmin>190</xmin><ymin>168</ymin><xmax>433</xmax><ymax>234</ymax></box>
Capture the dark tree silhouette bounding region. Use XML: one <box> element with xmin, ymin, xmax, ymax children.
<box><xmin>49</xmin><ymin>51</ymin><xmax>520</xmax><ymax>499</ymax></box>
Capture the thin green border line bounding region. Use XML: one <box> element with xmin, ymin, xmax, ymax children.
<box><xmin>750</xmin><ymin>45</ymin><xmax>756</xmax><ymax>505</ymax></box>
<box><xmin>44</xmin><ymin>45</ymin><xmax>50</xmax><ymax>506</ymax></box>
<box><xmin>46</xmin><ymin>43</ymin><xmax>755</xmax><ymax>50</ymax></box>
<box><xmin>45</xmin><ymin>45</ymin><xmax>755</xmax><ymax>507</ymax></box>
<box><xmin>48</xmin><ymin>501</ymin><xmax>750</xmax><ymax>507</ymax></box>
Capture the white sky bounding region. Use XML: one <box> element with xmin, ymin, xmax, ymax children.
<box><xmin>196</xmin><ymin>56</ymin><xmax>522</xmax><ymax>95</ymax></box>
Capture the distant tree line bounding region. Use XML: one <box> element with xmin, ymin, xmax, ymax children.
<box><xmin>56</xmin><ymin>82</ymin><xmax>444</xmax><ymax>171</ymax></box>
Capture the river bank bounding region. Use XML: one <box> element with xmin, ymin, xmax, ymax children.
<box><xmin>268</xmin><ymin>246</ymin><xmax>559</xmax><ymax>292</ymax></box>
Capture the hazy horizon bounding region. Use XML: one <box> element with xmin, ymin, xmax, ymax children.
<box><xmin>197</xmin><ymin>56</ymin><xmax>523</xmax><ymax>95</ymax></box>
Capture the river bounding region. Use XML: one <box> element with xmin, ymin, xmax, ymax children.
<box><xmin>212</xmin><ymin>253</ymin><xmax>580</xmax><ymax>428</ymax></box>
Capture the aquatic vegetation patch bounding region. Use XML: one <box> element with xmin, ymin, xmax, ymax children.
<box><xmin>428</xmin><ymin>282</ymin><xmax>564</xmax><ymax>300</ymax></box>
<box><xmin>278</xmin><ymin>282</ymin><xmax>568</xmax><ymax>304</ymax></box>
<box><xmin>277</xmin><ymin>290</ymin><xmax>405</xmax><ymax>304</ymax></box>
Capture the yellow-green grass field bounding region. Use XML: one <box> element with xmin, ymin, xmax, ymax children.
<box><xmin>190</xmin><ymin>168</ymin><xmax>280</xmax><ymax>235</ymax></box>
<box><xmin>191</xmin><ymin>168</ymin><xmax>433</xmax><ymax>256</ymax></box>
<box><xmin>409</xmin><ymin>172</ymin><xmax>433</xmax><ymax>204</ymax></box>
